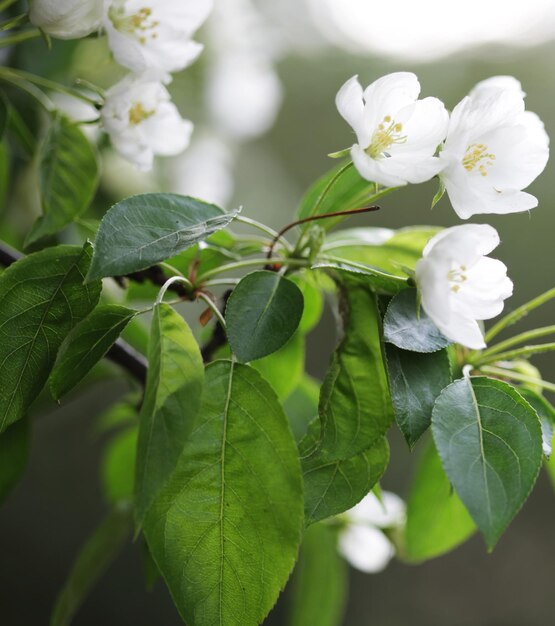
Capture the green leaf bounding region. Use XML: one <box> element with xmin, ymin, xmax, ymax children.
<box><xmin>284</xmin><ymin>375</ymin><xmax>320</xmax><ymax>443</ymax></box>
<box><xmin>288</xmin><ymin>524</ymin><xmax>347</xmax><ymax>626</ymax></box>
<box><xmin>50</xmin><ymin>505</ymin><xmax>132</xmax><ymax>626</ymax></box>
<box><xmin>101</xmin><ymin>427</ymin><xmax>137</xmax><ymax>505</ymax></box>
<box><xmin>431</xmin><ymin>178</ymin><xmax>446</xmax><ymax>209</ymax></box>
<box><xmin>87</xmin><ymin>193</ymin><xmax>237</xmax><ymax>280</ymax></box>
<box><xmin>313</xmin><ymin>278</ymin><xmax>394</xmax><ymax>461</ymax></box>
<box><xmin>0</xmin><ymin>93</ymin><xmax>8</xmax><ymax>140</ymax></box>
<box><xmin>134</xmin><ymin>303</ymin><xmax>204</xmax><ymax>526</ymax></box>
<box><xmin>0</xmin><ymin>244</ymin><xmax>101</xmax><ymax>433</ymax></box>
<box><xmin>326</xmin><ymin>226</ymin><xmax>440</xmax><ymax>277</ymax></box>
<box><xmin>95</xmin><ymin>393</ymin><xmax>139</xmax><ymax>434</ymax></box>
<box><xmin>386</xmin><ymin>346</ymin><xmax>452</xmax><ymax>447</ymax></box>
<box><xmin>144</xmin><ymin>361</ymin><xmax>303</xmax><ymax>626</ymax></box>
<box><xmin>290</xmin><ymin>272</ymin><xmax>324</xmax><ymax>334</ymax></box>
<box><xmin>432</xmin><ymin>376</ymin><xmax>543</xmax><ymax>549</ymax></box>
<box><xmin>27</xmin><ymin>116</ymin><xmax>99</xmax><ymax>245</ymax></box>
<box><xmin>405</xmin><ymin>438</ymin><xmax>475</xmax><ymax>562</ymax></box>
<box><xmin>301</xmin><ymin>419</ymin><xmax>389</xmax><ymax>525</ymax></box>
<box><xmin>384</xmin><ymin>288</ymin><xmax>451</xmax><ymax>352</ymax></box>
<box><xmin>516</xmin><ymin>387</ymin><xmax>555</xmax><ymax>456</ymax></box>
<box><xmin>0</xmin><ymin>418</ymin><xmax>30</xmax><ymax>505</ymax></box>
<box><xmin>313</xmin><ymin>259</ymin><xmax>408</xmax><ymax>294</ymax></box>
<box><xmin>252</xmin><ymin>331</ymin><xmax>305</xmax><ymax>401</ymax></box>
<box><xmin>226</xmin><ymin>270</ymin><xmax>304</xmax><ymax>362</ymax></box>
<box><xmin>297</xmin><ymin>162</ymin><xmax>376</xmax><ymax>230</ymax></box>
<box><xmin>50</xmin><ymin>304</ymin><xmax>136</xmax><ymax>400</ymax></box>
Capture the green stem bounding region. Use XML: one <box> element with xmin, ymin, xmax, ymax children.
<box><xmin>0</xmin><ymin>73</ymin><xmax>53</xmax><ymax>111</ymax></box>
<box><xmin>0</xmin><ymin>29</ymin><xmax>41</xmax><ymax>47</ymax></box>
<box><xmin>480</xmin><ymin>365</ymin><xmax>555</xmax><ymax>393</ymax></box>
<box><xmin>203</xmin><ymin>278</ymin><xmax>240</xmax><ymax>288</ymax></box>
<box><xmin>309</xmin><ymin>161</ymin><xmax>354</xmax><ymax>224</ymax></box>
<box><xmin>0</xmin><ymin>67</ymin><xmax>101</xmax><ymax>106</ymax></box>
<box><xmin>0</xmin><ymin>0</ymin><xmax>21</xmax><ymax>11</ymax></box>
<box><xmin>485</xmin><ymin>287</ymin><xmax>555</xmax><ymax>343</ymax></box>
<box><xmin>197</xmin><ymin>257</ymin><xmax>309</xmax><ymax>282</ymax></box>
<box><xmin>234</xmin><ymin>215</ymin><xmax>291</xmax><ymax>251</ymax></box>
<box><xmin>477</xmin><ymin>342</ymin><xmax>555</xmax><ymax>365</ymax></box>
<box><xmin>480</xmin><ymin>325</ymin><xmax>555</xmax><ymax>358</ymax></box>
<box><xmin>196</xmin><ymin>292</ymin><xmax>227</xmax><ymax>328</ymax></box>
<box><xmin>0</xmin><ymin>13</ymin><xmax>28</xmax><ymax>32</ymax></box>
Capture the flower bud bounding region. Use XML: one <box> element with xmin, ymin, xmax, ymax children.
<box><xmin>29</xmin><ymin>0</ymin><xmax>103</xmax><ymax>40</ymax></box>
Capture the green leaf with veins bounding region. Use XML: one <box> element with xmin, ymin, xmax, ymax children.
<box><xmin>313</xmin><ymin>259</ymin><xmax>408</xmax><ymax>294</ymax></box>
<box><xmin>432</xmin><ymin>376</ymin><xmax>543</xmax><ymax>549</ymax></box>
<box><xmin>297</xmin><ymin>162</ymin><xmax>378</xmax><ymax>230</ymax></box>
<box><xmin>288</xmin><ymin>523</ymin><xmax>347</xmax><ymax>626</ymax></box>
<box><xmin>384</xmin><ymin>288</ymin><xmax>451</xmax><ymax>352</ymax></box>
<box><xmin>50</xmin><ymin>304</ymin><xmax>136</xmax><ymax>400</ymax></box>
<box><xmin>144</xmin><ymin>360</ymin><xmax>303</xmax><ymax>626</ymax></box>
<box><xmin>226</xmin><ymin>270</ymin><xmax>304</xmax><ymax>362</ymax></box>
<box><xmin>326</xmin><ymin>226</ymin><xmax>440</xmax><ymax>277</ymax></box>
<box><xmin>405</xmin><ymin>438</ymin><xmax>475</xmax><ymax>562</ymax></box>
<box><xmin>134</xmin><ymin>303</ymin><xmax>204</xmax><ymax>527</ymax></box>
<box><xmin>314</xmin><ymin>277</ymin><xmax>394</xmax><ymax>461</ymax></box>
<box><xmin>0</xmin><ymin>244</ymin><xmax>101</xmax><ymax>433</ymax></box>
<box><xmin>301</xmin><ymin>419</ymin><xmax>389</xmax><ymax>525</ymax></box>
<box><xmin>386</xmin><ymin>345</ymin><xmax>452</xmax><ymax>447</ymax></box>
<box><xmin>252</xmin><ymin>331</ymin><xmax>305</xmax><ymax>401</ymax></box>
<box><xmin>87</xmin><ymin>193</ymin><xmax>238</xmax><ymax>280</ymax></box>
<box><xmin>27</xmin><ymin>116</ymin><xmax>99</xmax><ymax>246</ymax></box>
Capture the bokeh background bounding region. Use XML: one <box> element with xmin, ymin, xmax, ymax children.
<box><xmin>1</xmin><ymin>1</ymin><xmax>554</xmax><ymax>624</ymax></box>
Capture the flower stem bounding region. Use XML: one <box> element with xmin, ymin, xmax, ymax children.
<box><xmin>234</xmin><ymin>215</ymin><xmax>291</xmax><ymax>251</ymax></box>
<box><xmin>197</xmin><ymin>257</ymin><xmax>310</xmax><ymax>282</ymax></box>
<box><xmin>480</xmin><ymin>325</ymin><xmax>555</xmax><ymax>359</ymax></box>
<box><xmin>0</xmin><ymin>29</ymin><xmax>41</xmax><ymax>47</ymax></box>
<box><xmin>0</xmin><ymin>0</ymin><xmax>21</xmax><ymax>11</ymax></box>
<box><xmin>0</xmin><ymin>67</ymin><xmax>102</xmax><ymax>106</ymax></box>
<box><xmin>196</xmin><ymin>292</ymin><xmax>227</xmax><ymax>328</ymax></box>
<box><xmin>477</xmin><ymin>342</ymin><xmax>555</xmax><ymax>366</ymax></box>
<box><xmin>0</xmin><ymin>13</ymin><xmax>28</xmax><ymax>32</ymax></box>
<box><xmin>480</xmin><ymin>365</ymin><xmax>555</xmax><ymax>393</ymax></box>
<box><xmin>485</xmin><ymin>287</ymin><xmax>555</xmax><ymax>343</ymax></box>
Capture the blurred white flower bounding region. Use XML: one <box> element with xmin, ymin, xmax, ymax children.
<box><xmin>207</xmin><ymin>55</ymin><xmax>282</xmax><ymax>140</ymax></box>
<box><xmin>104</xmin><ymin>0</ymin><xmax>213</xmax><ymax>73</ymax></box>
<box><xmin>439</xmin><ymin>76</ymin><xmax>550</xmax><ymax>219</ymax></box>
<box><xmin>339</xmin><ymin>491</ymin><xmax>405</xmax><ymax>573</ymax></box>
<box><xmin>101</xmin><ymin>74</ymin><xmax>192</xmax><ymax>171</ymax></box>
<box><xmin>206</xmin><ymin>0</ymin><xmax>283</xmax><ymax>141</ymax></box>
<box><xmin>336</xmin><ymin>73</ymin><xmax>449</xmax><ymax>188</ymax></box>
<box><xmin>50</xmin><ymin>93</ymin><xmax>100</xmax><ymax>141</ymax></box>
<box><xmin>30</xmin><ymin>0</ymin><xmax>103</xmax><ymax>39</ymax></box>
<box><xmin>167</xmin><ymin>134</ymin><xmax>235</xmax><ymax>207</ymax></box>
<box><xmin>415</xmin><ymin>224</ymin><xmax>513</xmax><ymax>350</ymax></box>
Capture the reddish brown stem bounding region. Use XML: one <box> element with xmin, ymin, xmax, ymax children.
<box><xmin>266</xmin><ymin>205</ymin><xmax>381</xmax><ymax>259</ymax></box>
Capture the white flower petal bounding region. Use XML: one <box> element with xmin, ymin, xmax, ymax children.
<box><xmin>336</xmin><ymin>75</ymin><xmax>368</xmax><ymax>147</ymax></box>
<box><xmin>30</xmin><ymin>0</ymin><xmax>103</xmax><ymax>39</ymax></box>
<box><xmin>350</xmin><ymin>144</ymin><xmax>408</xmax><ymax>188</ymax></box>
<box><xmin>435</xmin><ymin>311</ymin><xmax>486</xmax><ymax>350</ymax></box>
<box><xmin>347</xmin><ymin>491</ymin><xmax>406</xmax><ymax>528</ymax></box>
<box><xmin>339</xmin><ymin>524</ymin><xmax>395</xmax><ymax>574</ymax></box>
<box><xmin>422</xmin><ymin>224</ymin><xmax>500</xmax><ymax>259</ymax></box>
<box><xmin>470</xmin><ymin>75</ymin><xmax>526</xmax><ymax>99</ymax></box>
<box><xmin>362</xmin><ymin>72</ymin><xmax>420</xmax><ymax>128</ymax></box>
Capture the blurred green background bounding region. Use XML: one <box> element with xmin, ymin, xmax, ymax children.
<box><xmin>0</xmin><ymin>1</ymin><xmax>554</xmax><ymax>624</ymax></box>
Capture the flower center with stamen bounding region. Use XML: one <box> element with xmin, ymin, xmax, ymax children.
<box><xmin>462</xmin><ymin>143</ymin><xmax>496</xmax><ymax>177</ymax></box>
<box><xmin>366</xmin><ymin>115</ymin><xmax>407</xmax><ymax>159</ymax></box>
<box><xmin>129</xmin><ymin>102</ymin><xmax>155</xmax><ymax>125</ymax></box>
<box><xmin>109</xmin><ymin>4</ymin><xmax>160</xmax><ymax>44</ymax></box>
<box><xmin>447</xmin><ymin>265</ymin><xmax>467</xmax><ymax>293</ymax></box>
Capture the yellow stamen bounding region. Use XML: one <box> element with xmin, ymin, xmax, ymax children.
<box><xmin>366</xmin><ymin>115</ymin><xmax>407</xmax><ymax>159</ymax></box>
<box><xmin>129</xmin><ymin>102</ymin><xmax>155</xmax><ymax>125</ymax></box>
<box><xmin>462</xmin><ymin>143</ymin><xmax>496</xmax><ymax>176</ymax></box>
<box><xmin>109</xmin><ymin>5</ymin><xmax>159</xmax><ymax>43</ymax></box>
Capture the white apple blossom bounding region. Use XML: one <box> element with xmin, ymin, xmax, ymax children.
<box><xmin>101</xmin><ymin>74</ymin><xmax>192</xmax><ymax>171</ymax></box>
<box><xmin>336</xmin><ymin>72</ymin><xmax>449</xmax><ymax>188</ymax></box>
<box><xmin>104</xmin><ymin>0</ymin><xmax>213</xmax><ymax>74</ymax></box>
<box><xmin>415</xmin><ymin>224</ymin><xmax>513</xmax><ymax>350</ymax></box>
<box><xmin>29</xmin><ymin>0</ymin><xmax>103</xmax><ymax>39</ymax></box>
<box><xmin>338</xmin><ymin>491</ymin><xmax>405</xmax><ymax>573</ymax></box>
<box><xmin>438</xmin><ymin>76</ymin><xmax>549</xmax><ymax>219</ymax></box>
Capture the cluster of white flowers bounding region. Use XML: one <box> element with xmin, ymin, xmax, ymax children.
<box><xmin>338</xmin><ymin>491</ymin><xmax>405</xmax><ymax>573</ymax></box>
<box><xmin>337</xmin><ymin>72</ymin><xmax>549</xmax><ymax>348</ymax></box>
<box><xmin>30</xmin><ymin>0</ymin><xmax>214</xmax><ymax>170</ymax></box>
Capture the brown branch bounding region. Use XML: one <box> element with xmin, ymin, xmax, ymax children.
<box><xmin>267</xmin><ymin>205</ymin><xmax>381</xmax><ymax>259</ymax></box>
